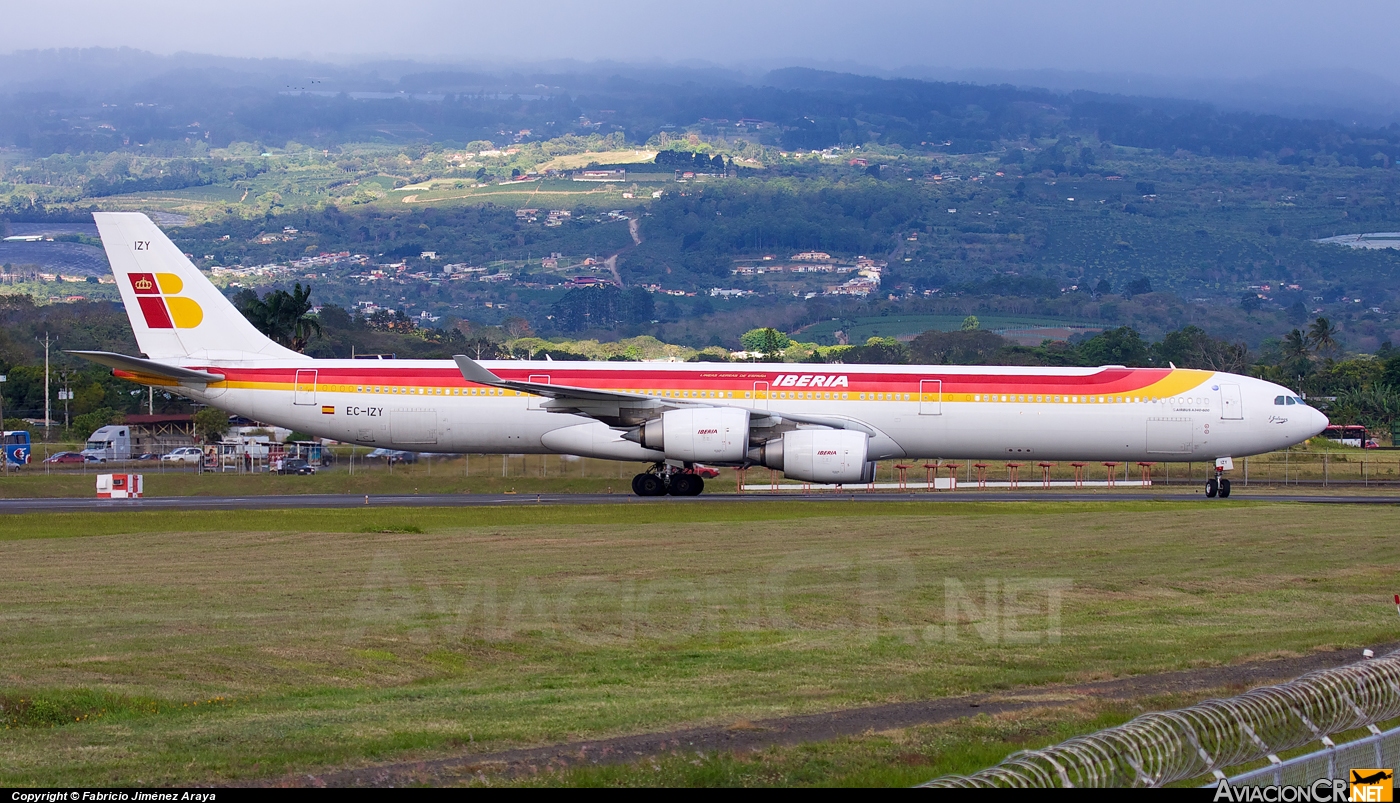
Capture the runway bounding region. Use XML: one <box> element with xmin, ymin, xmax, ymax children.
<box><xmin>0</xmin><ymin>490</ymin><xmax>1397</xmax><ymax>512</ymax></box>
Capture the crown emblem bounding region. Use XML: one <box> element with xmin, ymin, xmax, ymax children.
<box><xmin>133</xmin><ymin>277</ymin><xmax>153</xmax><ymax>291</ymax></box>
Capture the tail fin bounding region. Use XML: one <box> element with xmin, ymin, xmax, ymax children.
<box><xmin>94</xmin><ymin>212</ymin><xmax>305</xmax><ymax>362</ymax></box>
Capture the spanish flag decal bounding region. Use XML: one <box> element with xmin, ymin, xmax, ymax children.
<box><xmin>321</xmin><ymin>405</ymin><xmax>335</xmax><ymax>415</ymax></box>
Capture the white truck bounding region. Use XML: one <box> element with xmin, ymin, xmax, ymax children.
<box><xmin>82</xmin><ymin>425</ymin><xmax>133</xmax><ymax>462</ymax></box>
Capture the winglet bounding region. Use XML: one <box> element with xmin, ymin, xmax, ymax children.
<box><xmin>453</xmin><ymin>354</ymin><xmax>506</xmax><ymax>386</ymax></box>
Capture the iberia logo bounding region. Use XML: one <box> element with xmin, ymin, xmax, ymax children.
<box><xmin>128</xmin><ymin>272</ymin><xmax>203</xmax><ymax>329</ymax></box>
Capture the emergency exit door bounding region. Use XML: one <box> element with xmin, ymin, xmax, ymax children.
<box><xmin>527</xmin><ymin>374</ymin><xmax>550</xmax><ymax>410</ymax></box>
<box><xmin>1220</xmin><ymin>384</ymin><xmax>1243</xmax><ymax>420</ymax></box>
<box><xmin>293</xmin><ymin>369</ymin><xmax>317</xmax><ymax>405</ymax></box>
<box><xmin>752</xmin><ymin>381</ymin><xmax>769</xmax><ymax>410</ymax></box>
<box><xmin>919</xmin><ymin>379</ymin><xmax>942</xmax><ymax>415</ymax></box>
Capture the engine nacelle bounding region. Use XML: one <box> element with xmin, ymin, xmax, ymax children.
<box><xmin>634</xmin><ymin>407</ymin><xmax>750</xmax><ymax>463</ymax></box>
<box><xmin>749</xmin><ymin>429</ymin><xmax>875</xmax><ymax>484</ymax></box>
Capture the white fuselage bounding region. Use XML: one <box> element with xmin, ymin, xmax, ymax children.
<box><xmin>171</xmin><ymin>359</ymin><xmax>1327</xmax><ymax>464</ymax></box>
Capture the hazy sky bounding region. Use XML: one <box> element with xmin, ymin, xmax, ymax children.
<box><xmin>4</xmin><ymin>0</ymin><xmax>1400</xmax><ymax>82</ymax></box>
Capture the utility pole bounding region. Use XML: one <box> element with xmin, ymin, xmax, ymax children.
<box><xmin>0</xmin><ymin>373</ymin><xmax>7</xmax><ymax>475</ymax></box>
<box><xmin>40</xmin><ymin>332</ymin><xmax>51</xmax><ymax>442</ymax></box>
<box><xmin>148</xmin><ymin>386</ymin><xmax>154</xmax><ymax>416</ymax></box>
<box><xmin>58</xmin><ymin>370</ymin><xmax>71</xmax><ymax>429</ymax></box>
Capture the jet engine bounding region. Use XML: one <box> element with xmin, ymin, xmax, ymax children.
<box><xmin>748</xmin><ymin>429</ymin><xmax>876</xmax><ymax>484</ymax></box>
<box><xmin>630</xmin><ymin>407</ymin><xmax>750</xmax><ymax>463</ymax></box>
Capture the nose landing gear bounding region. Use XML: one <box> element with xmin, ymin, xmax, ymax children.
<box><xmin>1205</xmin><ymin>464</ymin><xmax>1232</xmax><ymax>498</ymax></box>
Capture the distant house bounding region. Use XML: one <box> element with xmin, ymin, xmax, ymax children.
<box><xmin>792</xmin><ymin>251</ymin><xmax>833</xmax><ymax>262</ymax></box>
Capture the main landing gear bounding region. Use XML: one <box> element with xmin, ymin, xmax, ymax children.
<box><xmin>631</xmin><ymin>464</ymin><xmax>705</xmax><ymax>497</ymax></box>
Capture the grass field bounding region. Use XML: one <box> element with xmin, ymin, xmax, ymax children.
<box><xmin>534</xmin><ymin>150</ymin><xmax>658</xmax><ymax>172</ymax></box>
<box><xmin>2</xmin><ymin>443</ymin><xmax>1393</xmax><ymax>499</ymax></box>
<box><xmin>1</xmin><ymin>500</ymin><xmax>1397</xmax><ymax>785</ymax></box>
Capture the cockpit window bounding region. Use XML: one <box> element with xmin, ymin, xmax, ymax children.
<box><xmin>1294</xmin><ymin>396</ymin><xmax>1308</xmax><ymax>406</ymax></box>
<box><xmin>1274</xmin><ymin>396</ymin><xmax>1286</xmax><ymax>405</ymax></box>
<box><xmin>1285</xmin><ymin>397</ymin><xmax>1296</xmax><ymax>405</ymax></box>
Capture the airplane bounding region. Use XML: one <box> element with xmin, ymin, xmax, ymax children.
<box><xmin>1352</xmin><ymin>770</ymin><xmax>1393</xmax><ymax>785</ymax></box>
<box><xmin>72</xmin><ymin>212</ymin><xmax>1329</xmax><ymax>497</ymax></box>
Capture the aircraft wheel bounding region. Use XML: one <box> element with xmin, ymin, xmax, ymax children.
<box><xmin>631</xmin><ymin>473</ymin><xmax>646</xmax><ymax>496</ymax></box>
<box><xmin>1205</xmin><ymin>477</ymin><xmax>1218</xmax><ymax>498</ymax></box>
<box><xmin>670</xmin><ymin>474</ymin><xmax>703</xmax><ymax>496</ymax></box>
<box><xmin>1219</xmin><ymin>478</ymin><xmax>1232</xmax><ymax>498</ymax></box>
<box><xmin>637</xmin><ymin>473</ymin><xmax>666</xmax><ymax>497</ymax></box>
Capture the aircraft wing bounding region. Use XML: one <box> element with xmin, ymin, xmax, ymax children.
<box><xmin>452</xmin><ymin>354</ymin><xmax>874</xmax><ymax>435</ymax></box>
<box><xmin>67</xmin><ymin>350</ymin><xmax>226</xmax><ymax>385</ymax></box>
<box><xmin>454</xmin><ymin>354</ymin><xmax>656</xmax><ymax>404</ymax></box>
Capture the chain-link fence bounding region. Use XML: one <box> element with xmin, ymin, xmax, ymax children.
<box><xmin>1224</xmin><ymin>724</ymin><xmax>1400</xmax><ymax>787</ymax></box>
<box><xmin>922</xmin><ymin>648</ymin><xmax>1400</xmax><ymax>788</ymax></box>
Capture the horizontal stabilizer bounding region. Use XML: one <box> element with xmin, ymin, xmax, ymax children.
<box><xmin>67</xmin><ymin>350</ymin><xmax>225</xmax><ymax>384</ymax></box>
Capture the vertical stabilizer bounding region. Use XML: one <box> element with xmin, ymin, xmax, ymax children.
<box><xmin>94</xmin><ymin>212</ymin><xmax>306</xmax><ymax>362</ymax></box>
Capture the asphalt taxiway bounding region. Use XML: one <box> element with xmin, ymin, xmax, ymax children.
<box><xmin>0</xmin><ymin>491</ymin><xmax>1397</xmax><ymax>513</ymax></box>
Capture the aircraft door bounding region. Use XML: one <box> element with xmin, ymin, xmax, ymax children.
<box><xmin>528</xmin><ymin>374</ymin><xmax>550</xmax><ymax>410</ymax></box>
<box><xmin>293</xmin><ymin>369</ymin><xmax>317</xmax><ymax>406</ymax></box>
<box><xmin>1220</xmin><ymin>384</ymin><xmax>1243</xmax><ymax>420</ymax></box>
<box><xmin>919</xmin><ymin>379</ymin><xmax>942</xmax><ymax>415</ymax></box>
<box><xmin>752</xmin><ymin>381</ymin><xmax>769</xmax><ymax>410</ymax></box>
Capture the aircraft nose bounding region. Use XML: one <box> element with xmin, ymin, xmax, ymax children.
<box><xmin>1307</xmin><ymin>406</ymin><xmax>1329</xmax><ymax>438</ymax></box>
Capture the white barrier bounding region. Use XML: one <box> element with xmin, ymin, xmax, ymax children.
<box><xmin>96</xmin><ymin>473</ymin><xmax>143</xmax><ymax>499</ymax></box>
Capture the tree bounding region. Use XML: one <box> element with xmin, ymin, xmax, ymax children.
<box><xmin>1153</xmin><ymin>326</ymin><xmax>1249</xmax><ymax>373</ymax></box>
<box><xmin>502</xmin><ymin>316</ymin><xmax>533</xmax><ymax>338</ymax></box>
<box><xmin>910</xmin><ymin>329</ymin><xmax>1007</xmax><ymax>364</ymax></box>
<box><xmin>193</xmin><ymin>408</ymin><xmax>230</xmax><ymax>443</ymax></box>
<box><xmin>1077</xmin><ymin>326</ymin><xmax>1151</xmax><ymax>366</ymax></box>
<box><xmin>960</xmin><ymin>315</ymin><xmax>980</xmax><ymax>331</ymax></box>
<box><xmin>235</xmin><ymin>284</ymin><xmax>322</xmax><ymax>352</ymax></box>
<box><xmin>1287</xmin><ymin>301</ymin><xmax>1308</xmax><ymax>325</ymax></box>
<box><xmin>550</xmin><ymin>286</ymin><xmax>654</xmax><ymax>333</ymax></box>
<box><xmin>842</xmin><ymin>337</ymin><xmax>910</xmax><ymax>365</ymax></box>
<box><xmin>1308</xmin><ymin>317</ymin><xmax>1339</xmax><ymax>355</ymax></box>
<box><xmin>1384</xmin><ymin>352</ymin><xmax>1400</xmax><ymax>389</ymax></box>
<box><xmin>1124</xmin><ymin>277</ymin><xmax>1153</xmax><ymax>297</ymax></box>
<box><xmin>741</xmin><ymin>328</ymin><xmax>790</xmax><ymax>357</ymax></box>
<box><xmin>69</xmin><ymin>408</ymin><xmax>120</xmax><ymax>440</ymax></box>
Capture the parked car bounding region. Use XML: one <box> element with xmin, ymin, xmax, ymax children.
<box><xmin>133</xmin><ymin>453</ymin><xmax>160</xmax><ymax>461</ymax></box>
<box><xmin>161</xmin><ymin>446</ymin><xmax>204</xmax><ymax>465</ymax></box>
<box><xmin>365</xmin><ymin>448</ymin><xmax>417</xmax><ymax>464</ymax></box>
<box><xmin>44</xmin><ymin>451</ymin><xmax>87</xmax><ymax>464</ymax></box>
<box><xmin>274</xmin><ymin>457</ymin><xmax>316</xmax><ymax>475</ymax></box>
